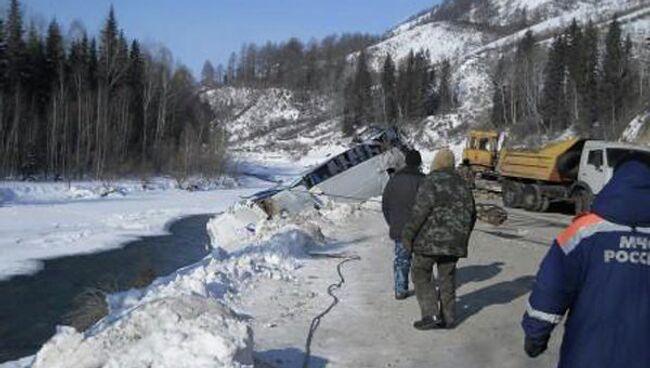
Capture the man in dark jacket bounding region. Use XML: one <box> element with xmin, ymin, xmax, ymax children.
<box><xmin>522</xmin><ymin>156</ymin><xmax>650</xmax><ymax>368</ymax></box>
<box><xmin>382</xmin><ymin>149</ymin><xmax>425</xmax><ymax>300</ymax></box>
<box><xmin>402</xmin><ymin>148</ymin><xmax>476</xmax><ymax>329</ymax></box>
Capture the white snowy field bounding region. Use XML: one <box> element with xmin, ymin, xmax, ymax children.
<box><xmin>0</xmin><ymin>176</ymin><xmax>270</xmax><ymax>281</ymax></box>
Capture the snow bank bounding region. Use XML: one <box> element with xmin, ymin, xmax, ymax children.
<box><xmin>31</xmin><ymin>297</ymin><xmax>253</xmax><ymax>368</ymax></box>
<box><xmin>207</xmin><ymin>196</ymin><xmax>358</xmax><ymax>253</ymax></box>
<box><xmin>13</xmin><ymin>198</ymin><xmax>353</xmax><ymax>368</ymax></box>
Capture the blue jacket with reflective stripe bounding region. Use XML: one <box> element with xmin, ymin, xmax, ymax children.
<box><xmin>522</xmin><ymin>160</ymin><xmax>650</xmax><ymax>368</ymax></box>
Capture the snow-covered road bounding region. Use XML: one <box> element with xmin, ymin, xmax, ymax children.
<box><xmin>242</xmin><ymin>203</ymin><xmax>571</xmax><ymax>367</ymax></box>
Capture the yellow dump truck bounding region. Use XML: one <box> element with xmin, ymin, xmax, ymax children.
<box><xmin>497</xmin><ymin>138</ymin><xmax>650</xmax><ymax>213</ymax></box>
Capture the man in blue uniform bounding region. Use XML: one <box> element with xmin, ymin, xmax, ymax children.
<box><xmin>522</xmin><ymin>155</ymin><xmax>650</xmax><ymax>367</ymax></box>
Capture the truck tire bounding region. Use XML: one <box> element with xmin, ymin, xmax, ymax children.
<box><xmin>523</xmin><ymin>184</ymin><xmax>547</xmax><ymax>212</ymax></box>
<box><xmin>512</xmin><ymin>182</ymin><xmax>525</xmax><ymax>208</ymax></box>
<box><xmin>503</xmin><ymin>180</ymin><xmax>524</xmax><ymax>208</ymax></box>
<box><xmin>502</xmin><ymin>180</ymin><xmax>517</xmax><ymax>208</ymax></box>
<box><xmin>573</xmin><ymin>189</ymin><xmax>593</xmax><ymax>215</ymax></box>
<box><xmin>539</xmin><ymin>196</ymin><xmax>550</xmax><ymax>213</ymax></box>
<box><xmin>522</xmin><ymin>184</ymin><xmax>539</xmax><ymax>211</ymax></box>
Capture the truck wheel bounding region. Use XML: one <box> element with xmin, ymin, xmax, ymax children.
<box><xmin>502</xmin><ymin>181</ymin><xmax>517</xmax><ymax>208</ymax></box>
<box><xmin>573</xmin><ymin>189</ymin><xmax>593</xmax><ymax>215</ymax></box>
<box><xmin>523</xmin><ymin>184</ymin><xmax>547</xmax><ymax>212</ymax></box>
<box><xmin>538</xmin><ymin>196</ymin><xmax>550</xmax><ymax>212</ymax></box>
<box><xmin>512</xmin><ymin>182</ymin><xmax>525</xmax><ymax>208</ymax></box>
<box><xmin>522</xmin><ymin>184</ymin><xmax>540</xmax><ymax>211</ymax></box>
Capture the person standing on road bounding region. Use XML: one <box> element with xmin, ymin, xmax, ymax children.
<box><xmin>402</xmin><ymin>148</ymin><xmax>477</xmax><ymax>330</ymax></box>
<box><xmin>522</xmin><ymin>156</ymin><xmax>650</xmax><ymax>368</ymax></box>
<box><xmin>382</xmin><ymin>149</ymin><xmax>425</xmax><ymax>300</ymax></box>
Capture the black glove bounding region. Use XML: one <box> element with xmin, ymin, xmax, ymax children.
<box><xmin>524</xmin><ymin>336</ymin><xmax>549</xmax><ymax>358</ymax></box>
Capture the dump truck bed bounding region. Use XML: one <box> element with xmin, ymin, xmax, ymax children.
<box><xmin>497</xmin><ymin>138</ymin><xmax>583</xmax><ymax>183</ymax></box>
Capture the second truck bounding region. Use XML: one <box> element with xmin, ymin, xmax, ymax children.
<box><xmin>463</xmin><ymin>132</ymin><xmax>650</xmax><ymax>214</ymax></box>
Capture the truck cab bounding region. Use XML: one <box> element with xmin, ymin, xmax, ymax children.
<box><xmin>573</xmin><ymin>141</ymin><xmax>650</xmax><ymax>212</ymax></box>
<box><xmin>463</xmin><ymin>130</ymin><xmax>501</xmax><ymax>174</ymax></box>
<box><xmin>498</xmin><ymin>138</ymin><xmax>650</xmax><ymax>214</ymax></box>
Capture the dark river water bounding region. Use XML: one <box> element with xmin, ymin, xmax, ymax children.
<box><xmin>0</xmin><ymin>214</ymin><xmax>213</xmax><ymax>363</ymax></box>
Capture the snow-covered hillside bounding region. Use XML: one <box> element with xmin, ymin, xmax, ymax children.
<box><xmin>366</xmin><ymin>21</ymin><xmax>492</xmax><ymax>70</ymax></box>
<box><xmin>205</xmin><ymin>87</ymin><xmax>349</xmax><ymax>163</ymax></box>
<box><xmin>207</xmin><ymin>0</ymin><xmax>650</xmax><ymax>162</ymax></box>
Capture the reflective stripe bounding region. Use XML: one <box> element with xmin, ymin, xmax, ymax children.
<box><xmin>557</xmin><ymin>214</ymin><xmax>604</xmax><ymax>247</ymax></box>
<box><xmin>556</xmin><ymin>213</ymin><xmax>650</xmax><ymax>255</ymax></box>
<box><xmin>526</xmin><ymin>302</ymin><xmax>563</xmax><ymax>325</ymax></box>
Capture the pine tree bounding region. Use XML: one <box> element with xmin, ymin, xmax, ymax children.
<box><xmin>600</xmin><ymin>17</ymin><xmax>627</xmax><ymax>139</ymax></box>
<box><xmin>201</xmin><ymin>60</ymin><xmax>216</xmax><ymax>88</ymax></box>
<box><xmin>45</xmin><ymin>20</ymin><xmax>65</xmax><ymax>83</ymax></box>
<box><xmin>226</xmin><ymin>52</ymin><xmax>237</xmax><ymax>85</ymax></box>
<box><xmin>24</xmin><ymin>24</ymin><xmax>47</xmax><ymax>174</ymax></box>
<box><xmin>128</xmin><ymin>40</ymin><xmax>145</xmax><ymax>157</ymax></box>
<box><xmin>381</xmin><ymin>54</ymin><xmax>398</xmax><ymax>124</ymax></box>
<box><xmin>511</xmin><ymin>30</ymin><xmax>540</xmax><ymax>132</ymax></box>
<box><xmin>342</xmin><ymin>77</ymin><xmax>355</xmax><ymax>136</ymax></box>
<box><xmin>6</xmin><ymin>0</ymin><xmax>25</xmax><ymax>87</ymax></box>
<box><xmin>351</xmin><ymin>50</ymin><xmax>373</xmax><ymax>128</ymax></box>
<box><xmin>397</xmin><ymin>50</ymin><xmax>414</xmax><ymax>120</ymax></box>
<box><xmin>564</xmin><ymin>19</ymin><xmax>585</xmax><ymax>125</ymax></box>
<box><xmin>438</xmin><ymin>59</ymin><xmax>454</xmax><ymax>113</ymax></box>
<box><xmin>540</xmin><ymin>34</ymin><xmax>568</xmax><ymax>133</ymax></box>
<box><xmin>581</xmin><ymin>20</ymin><xmax>600</xmax><ymax>136</ymax></box>
<box><xmin>491</xmin><ymin>57</ymin><xmax>511</xmax><ymax>129</ymax></box>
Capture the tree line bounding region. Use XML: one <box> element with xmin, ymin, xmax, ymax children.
<box><xmin>0</xmin><ymin>0</ymin><xmax>224</xmax><ymax>180</ymax></box>
<box><xmin>200</xmin><ymin>34</ymin><xmax>379</xmax><ymax>93</ymax></box>
<box><xmin>491</xmin><ymin>17</ymin><xmax>639</xmax><ymax>142</ymax></box>
<box><xmin>342</xmin><ymin>50</ymin><xmax>455</xmax><ymax>135</ymax></box>
<box><xmin>201</xmin><ymin>31</ymin><xmax>455</xmax><ymax>136</ymax></box>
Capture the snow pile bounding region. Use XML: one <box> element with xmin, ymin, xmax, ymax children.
<box><xmin>207</xmin><ymin>202</ymin><xmax>269</xmax><ymax>252</ymax></box>
<box><xmin>31</xmin><ymin>297</ymin><xmax>253</xmax><ymax>368</ymax></box>
<box><xmin>206</xmin><ymin>198</ymin><xmax>355</xmax><ymax>252</ymax></box>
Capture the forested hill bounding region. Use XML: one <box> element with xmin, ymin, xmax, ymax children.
<box><xmin>205</xmin><ymin>0</ymin><xmax>650</xmax><ymax>159</ymax></box>
<box><xmin>0</xmin><ymin>0</ymin><xmax>225</xmax><ymax>180</ymax></box>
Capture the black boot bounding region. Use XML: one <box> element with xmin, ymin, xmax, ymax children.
<box><xmin>413</xmin><ymin>316</ymin><xmax>445</xmax><ymax>330</ymax></box>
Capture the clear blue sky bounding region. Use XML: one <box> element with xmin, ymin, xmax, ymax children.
<box><xmin>19</xmin><ymin>0</ymin><xmax>439</xmax><ymax>77</ymax></box>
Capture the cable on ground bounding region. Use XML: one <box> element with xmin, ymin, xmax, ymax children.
<box><xmin>302</xmin><ymin>253</ymin><xmax>361</xmax><ymax>368</ymax></box>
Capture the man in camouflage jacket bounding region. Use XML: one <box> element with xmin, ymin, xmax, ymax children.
<box><xmin>402</xmin><ymin>148</ymin><xmax>476</xmax><ymax>330</ymax></box>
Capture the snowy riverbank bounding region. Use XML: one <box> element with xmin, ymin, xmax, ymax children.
<box><xmin>0</xmin><ymin>176</ymin><xmax>266</xmax><ymax>281</ymax></box>
<box><xmin>3</xmin><ymin>194</ymin><xmax>360</xmax><ymax>367</ymax></box>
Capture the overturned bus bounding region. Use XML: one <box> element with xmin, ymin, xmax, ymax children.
<box><xmin>253</xmin><ymin>127</ymin><xmax>410</xmax><ymax>217</ymax></box>
<box><xmin>209</xmin><ymin>128</ymin><xmax>410</xmax><ymax>249</ymax></box>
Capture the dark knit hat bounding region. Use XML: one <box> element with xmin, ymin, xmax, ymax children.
<box><xmin>405</xmin><ymin>149</ymin><xmax>422</xmax><ymax>168</ymax></box>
